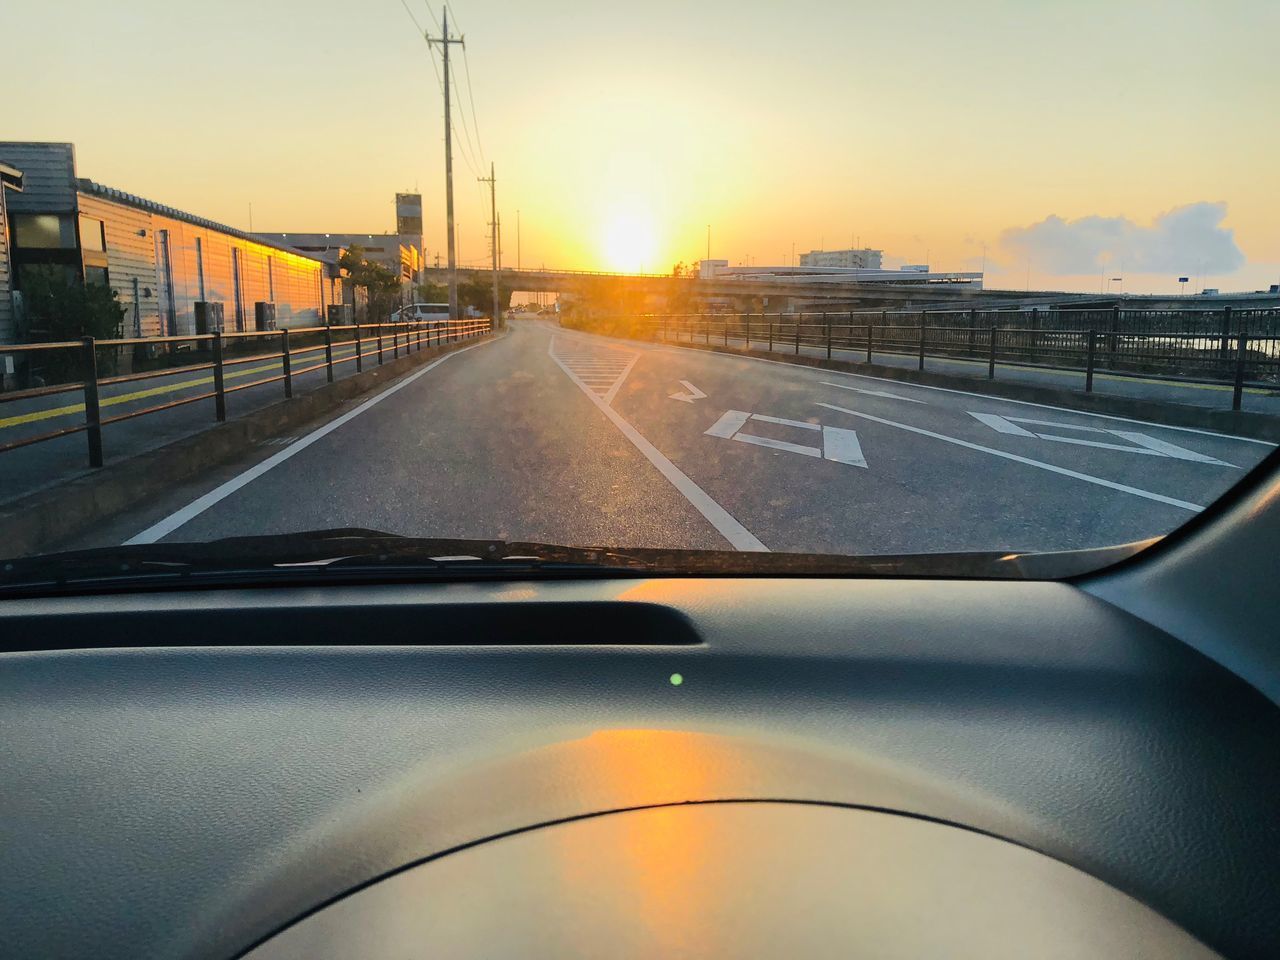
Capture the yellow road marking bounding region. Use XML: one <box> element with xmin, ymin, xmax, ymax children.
<box><xmin>0</xmin><ymin>345</ymin><xmax>356</xmax><ymax>431</ymax></box>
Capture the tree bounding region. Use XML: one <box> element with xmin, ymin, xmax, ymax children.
<box><xmin>20</xmin><ymin>264</ymin><xmax>125</xmax><ymax>343</ymax></box>
<box><xmin>456</xmin><ymin>275</ymin><xmax>514</xmax><ymax>316</ymax></box>
<box><xmin>339</xmin><ymin>244</ymin><xmax>403</xmax><ymax>321</ymax></box>
<box><xmin>415</xmin><ymin>280</ymin><xmax>447</xmax><ymax>303</ymax></box>
<box><xmin>17</xmin><ymin>264</ymin><xmax>126</xmax><ymax>383</ymax></box>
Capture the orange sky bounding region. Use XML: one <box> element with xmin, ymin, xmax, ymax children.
<box><xmin>7</xmin><ymin>0</ymin><xmax>1278</xmax><ymax>293</ymax></box>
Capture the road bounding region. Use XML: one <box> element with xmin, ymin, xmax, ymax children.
<box><xmin>0</xmin><ymin>332</ymin><xmax>443</xmax><ymax>505</ymax></box>
<box><xmin>60</xmin><ymin>319</ymin><xmax>1275</xmax><ymax>558</ymax></box>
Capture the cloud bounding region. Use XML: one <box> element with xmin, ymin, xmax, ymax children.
<box><xmin>999</xmin><ymin>202</ymin><xmax>1245</xmax><ymax>275</ymax></box>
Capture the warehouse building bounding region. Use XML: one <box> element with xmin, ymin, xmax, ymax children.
<box><xmin>255</xmin><ymin>193</ymin><xmax>427</xmax><ymax>284</ymax></box>
<box><xmin>0</xmin><ymin>142</ymin><xmax>338</xmax><ymax>350</ymax></box>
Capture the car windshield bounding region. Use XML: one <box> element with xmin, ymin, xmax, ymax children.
<box><xmin>1</xmin><ymin>0</ymin><xmax>1276</xmax><ymax>589</ymax></box>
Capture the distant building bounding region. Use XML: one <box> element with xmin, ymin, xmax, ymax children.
<box><xmin>0</xmin><ymin>142</ymin><xmax>338</xmax><ymax>353</ymax></box>
<box><xmin>799</xmin><ymin>248</ymin><xmax>883</xmax><ymax>270</ymax></box>
<box><xmin>257</xmin><ymin>193</ymin><xmax>426</xmax><ymax>284</ymax></box>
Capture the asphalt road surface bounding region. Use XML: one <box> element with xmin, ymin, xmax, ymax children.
<box><xmin>66</xmin><ymin>319</ymin><xmax>1275</xmax><ymax>558</ymax></box>
<box><xmin>0</xmin><ymin>331</ymin><xmax>453</xmax><ymax>505</ymax></box>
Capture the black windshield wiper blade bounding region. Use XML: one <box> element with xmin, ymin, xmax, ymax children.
<box><xmin>0</xmin><ymin>528</ymin><xmax>1160</xmax><ymax>596</ymax></box>
<box><xmin>0</xmin><ymin>529</ymin><xmax>660</xmax><ymax>594</ymax></box>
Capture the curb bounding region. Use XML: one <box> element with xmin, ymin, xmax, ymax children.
<box><xmin>0</xmin><ymin>336</ymin><xmax>496</xmax><ymax>557</ymax></box>
<box><xmin>648</xmin><ymin>338</ymin><xmax>1280</xmax><ymax>443</ymax></box>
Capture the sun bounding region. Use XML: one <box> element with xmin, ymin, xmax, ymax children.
<box><xmin>601</xmin><ymin>206</ymin><xmax>659</xmax><ymax>274</ymax></box>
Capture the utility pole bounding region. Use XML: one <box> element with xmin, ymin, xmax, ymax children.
<box><xmin>478</xmin><ymin>162</ymin><xmax>501</xmax><ymax>328</ymax></box>
<box><xmin>427</xmin><ymin>9</ymin><xmax>464</xmax><ymax>322</ymax></box>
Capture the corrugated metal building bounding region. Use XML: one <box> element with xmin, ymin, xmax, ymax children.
<box><xmin>0</xmin><ymin>163</ymin><xmax>21</xmax><ymax>349</ymax></box>
<box><xmin>0</xmin><ymin>142</ymin><xmax>339</xmax><ymax>346</ymax></box>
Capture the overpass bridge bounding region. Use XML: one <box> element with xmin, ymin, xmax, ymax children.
<box><xmin>421</xmin><ymin>266</ymin><xmax>1055</xmax><ymax>308</ymax></box>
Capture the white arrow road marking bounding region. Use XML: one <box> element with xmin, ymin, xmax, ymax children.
<box><xmin>669</xmin><ymin>380</ymin><xmax>708</xmax><ymax>403</ymax></box>
<box><xmin>705</xmin><ymin>410</ymin><xmax>867</xmax><ymax>468</ymax></box>
<box><xmin>822</xmin><ymin>426</ymin><xmax>868</xmax><ymax>467</ymax></box>
<box><xmin>821</xmin><ymin>381</ymin><xmax>926</xmax><ymax>403</ymax></box>
<box><xmin>967</xmin><ymin>412</ymin><xmax>1235</xmax><ymax>467</ymax></box>
<box><xmin>820</xmin><ymin>403</ymin><xmax>1204</xmax><ymax>512</ymax></box>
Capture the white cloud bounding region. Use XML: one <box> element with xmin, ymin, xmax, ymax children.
<box><xmin>999</xmin><ymin>202</ymin><xmax>1245</xmax><ymax>276</ymax></box>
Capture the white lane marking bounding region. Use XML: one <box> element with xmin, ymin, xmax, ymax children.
<box><xmin>969</xmin><ymin>412</ymin><xmax>1037</xmax><ymax>437</ymax></box>
<box><xmin>668</xmin><ymin>380</ymin><xmax>708</xmax><ymax>404</ymax></box>
<box><xmin>734</xmin><ymin>433</ymin><xmax>822</xmax><ymax>457</ymax></box>
<box><xmin>822</xmin><ymin>426</ymin><xmax>868</xmax><ymax>468</ymax></box>
<box><xmin>602</xmin><ymin>352</ymin><xmax>641</xmax><ymax>405</ymax></box>
<box><xmin>968</xmin><ymin>412</ymin><xmax>1236</xmax><ymax>467</ymax></box>
<box><xmin>549</xmin><ymin>340</ymin><xmax>768</xmax><ymax>552</ymax></box>
<box><xmin>817</xmin><ymin>402</ymin><xmax>1204</xmax><ymax>513</ymax></box>
<box><xmin>705</xmin><ymin>410</ymin><xmax>867</xmax><ymax>469</ymax></box>
<box><xmin>125</xmin><ymin>340</ymin><xmax>496</xmax><ymax>545</ymax></box>
<box><xmin>1108</xmin><ymin>430</ymin><xmax>1236</xmax><ymax>466</ymax></box>
<box><xmin>622</xmin><ymin>334</ymin><xmax>1275</xmax><ymax>447</ymax></box>
<box><xmin>705</xmin><ymin>410</ymin><xmax>750</xmax><ymax>439</ymax></box>
<box><xmin>820</xmin><ymin>381</ymin><xmax>926</xmax><ymax>404</ymax></box>
<box><xmin>552</xmin><ymin>344</ymin><xmax>640</xmax><ymax>404</ymax></box>
<box><xmin>749</xmin><ymin>413</ymin><xmax>819</xmax><ymax>431</ymax></box>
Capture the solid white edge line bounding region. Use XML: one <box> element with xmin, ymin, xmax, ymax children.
<box><xmin>549</xmin><ymin>338</ymin><xmax>768</xmax><ymax>552</ymax></box>
<box><xmin>124</xmin><ymin>339</ymin><xmax>497</xmax><ymax>545</ymax></box>
<box><xmin>816</xmin><ymin>402</ymin><xmax>1205</xmax><ymax>513</ymax></box>
<box><xmin>616</xmin><ymin>329</ymin><xmax>1275</xmax><ymax>447</ymax></box>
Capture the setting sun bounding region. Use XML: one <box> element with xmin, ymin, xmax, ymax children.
<box><xmin>601</xmin><ymin>205</ymin><xmax>659</xmax><ymax>274</ymax></box>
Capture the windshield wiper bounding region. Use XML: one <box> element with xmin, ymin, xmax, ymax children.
<box><xmin>0</xmin><ymin>529</ymin><xmax>660</xmax><ymax>595</ymax></box>
<box><xmin>0</xmin><ymin>528</ymin><xmax>1158</xmax><ymax>597</ymax></box>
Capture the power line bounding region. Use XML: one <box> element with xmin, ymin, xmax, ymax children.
<box><xmin>448</xmin><ymin>57</ymin><xmax>483</xmax><ymax>177</ymax></box>
<box><xmin>460</xmin><ymin>44</ymin><xmax>486</xmax><ymax>166</ymax></box>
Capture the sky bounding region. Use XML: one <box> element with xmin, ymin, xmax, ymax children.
<box><xmin>7</xmin><ymin>0</ymin><xmax>1279</xmax><ymax>293</ymax></box>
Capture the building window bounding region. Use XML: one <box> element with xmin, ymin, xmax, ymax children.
<box><xmin>84</xmin><ymin>265</ymin><xmax>110</xmax><ymax>286</ymax></box>
<box><xmin>78</xmin><ymin>215</ymin><xmax>106</xmax><ymax>252</ymax></box>
<box><xmin>12</xmin><ymin>214</ymin><xmax>76</xmax><ymax>249</ymax></box>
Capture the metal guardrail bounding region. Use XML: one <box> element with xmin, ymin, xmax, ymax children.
<box><xmin>636</xmin><ymin>306</ymin><xmax>1280</xmax><ymax>412</ymax></box>
<box><xmin>0</xmin><ymin>318</ymin><xmax>492</xmax><ymax>468</ymax></box>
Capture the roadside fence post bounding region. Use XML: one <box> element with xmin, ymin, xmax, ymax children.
<box><xmin>212</xmin><ymin>331</ymin><xmax>226</xmax><ymax>422</ymax></box>
<box><xmin>662</xmin><ymin>315</ymin><xmax>668</xmax><ymax>343</ymax></box>
<box><xmin>866</xmin><ymin>323</ymin><xmax>873</xmax><ymax>363</ymax></box>
<box><xmin>324</xmin><ymin>323</ymin><xmax>334</xmax><ymax>382</ymax></box>
<box><xmin>1085</xmin><ymin>328</ymin><xmax>1097</xmax><ymax>393</ymax></box>
<box><xmin>1219</xmin><ymin>306</ymin><xmax>1233</xmax><ymax>360</ymax></box>
<box><xmin>377</xmin><ymin>325</ymin><xmax>384</xmax><ymax>364</ymax></box>
<box><xmin>723</xmin><ymin>317</ymin><xmax>729</xmax><ymax>347</ymax></box>
<box><xmin>354</xmin><ymin>323</ymin><xmax>363</xmax><ymax>371</ymax></box>
<box><xmin>705</xmin><ymin>314</ymin><xmax>710</xmax><ymax>345</ymax></box>
<box><xmin>794</xmin><ymin>314</ymin><xmax>801</xmax><ymax>355</ymax></box>
<box><xmin>745</xmin><ymin>313</ymin><xmax>751</xmax><ymax>348</ymax></box>
<box><xmin>825</xmin><ymin>312</ymin><xmax>832</xmax><ymax>359</ymax></box>
<box><xmin>1232</xmin><ymin>308</ymin><xmax>1247</xmax><ymax>411</ymax></box>
<box><xmin>1108</xmin><ymin>305</ymin><xmax>1120</xmax><ymax>358</ymax></box>
<box><xmin>281</xmin><ymin>329</ymin><xmax>293</xmax><ymax>399</ymax></box>
<box><xmin>918</xmin><ymin>311</ymin><xmax>928</xmax><ymax>371</ymax></box>
<box><xmin>769</xmin><ymin>317</ymin><xmax>775</xmax><ymax>352</ymax></box>
<box><xmin>81</xmin><ymin>337</ymin><xmax>103</xmax><ymax>468</ymax></box>
<box><xmin>1029</xmin><ymin>307</ymin><xmax>1040</xmax><ymax>363</ymax></box>
<box><xmin>988</xmin><ymin>326</ymin><xmax>998</xmax><ymax>379</ymax></box>
<box><xmin>393</xmin><ymin>323</ymin><xmax>400</xmax><ymax>359</ymax></box>
<box><xmin>968</xmin><ymin>309</ymin><xmax>977</xmax><ymax>356</ymax></box>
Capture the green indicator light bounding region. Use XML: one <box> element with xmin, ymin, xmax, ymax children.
<box><xmin>669</xmin><ymin>673</ymin><xmax>684</xmax><ymax>686</ymax></box>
